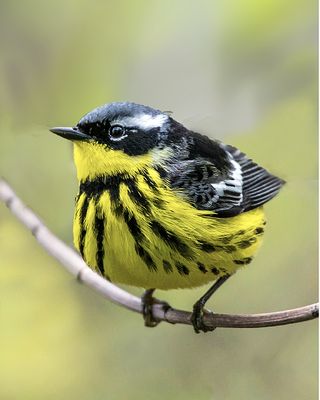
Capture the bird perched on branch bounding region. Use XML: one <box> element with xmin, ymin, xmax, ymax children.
<box><xmin>50</xmin><ymin>102</ymin><xmax>284</xmax><ymax>333</ymax></box>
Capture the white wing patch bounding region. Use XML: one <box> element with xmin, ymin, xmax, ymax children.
<box><xmin>219</xmin><ymin>144</ymin><xmax>285</xmax><ymax>214</ymax></box>
<box><xmin>206</xmin><ymin>144</ymin><xmax>284</xmax><ymax>215</ymax></box>
<box><xmin>211</xmin><ymin>158</ymin><xmax>243</xmax><ymax>211</ymax></box>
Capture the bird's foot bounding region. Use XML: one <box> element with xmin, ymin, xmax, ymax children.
<box><xmin>191</xmin><ymin>301</ymin><xmax>216</xmax><ymax>334</ymax></box>
<box><xmin>141</xmin><ymin>289</ymin><xmax>170</xmax><ymax>328</ymax></box>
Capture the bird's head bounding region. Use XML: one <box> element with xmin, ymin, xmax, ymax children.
<box><xmin>50</xmin><ymin>102</ymin><xmax>185</xmax><ymax>181</ymax></box>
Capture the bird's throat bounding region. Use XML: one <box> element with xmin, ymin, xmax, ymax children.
<box><xmin>73</xmin><ymin>141</ymin><xmax>153</xmax><ymax>182</ymax></box>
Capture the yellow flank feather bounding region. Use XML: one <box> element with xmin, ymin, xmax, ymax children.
<box><xmin>73</xmin><ymin>142</ymin><xmax>266</xmax><ymax>290</ymax></box>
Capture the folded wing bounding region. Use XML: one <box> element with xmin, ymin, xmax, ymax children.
<box><xmin>168</xmin><ymin>136</ymin><xmax>285</xmax><ymax>217</ymax></box>
<box><xmin>213</xmin><ymin>144</ymin><xmax>285</xmax><ymax>216</ymax></box>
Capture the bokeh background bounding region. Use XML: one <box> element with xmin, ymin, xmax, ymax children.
<box><xmin>0</xmin><ymin>1</ymin><xmax>318</xmax><ymax>399</ymax></box>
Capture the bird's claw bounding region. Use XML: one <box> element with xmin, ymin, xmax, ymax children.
<box><xmin>141</xmin><ymin>292</ymin><xmax>170</xmax><ymax>328</ymax></box>
<box><xmin>191</xmin><ymin>302</ymin><xmax>216</xmax><ymax>333</ymax></box>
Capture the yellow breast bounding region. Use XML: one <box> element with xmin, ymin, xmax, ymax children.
<box><xmin>73</xmin><ymin>166</ymin><xmax>266</xmax><ymax>290</ymax></box>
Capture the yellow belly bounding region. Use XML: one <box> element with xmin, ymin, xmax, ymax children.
<box><xmin>73</xmin><ymin>172</ymin><xmax>266</xmax><ymax>290</ymax></box>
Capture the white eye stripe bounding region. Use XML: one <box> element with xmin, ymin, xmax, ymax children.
<box><xmin>113</xmin><ymin>113</ymin><xmax>168</xmax><ymax>130</ymax></box>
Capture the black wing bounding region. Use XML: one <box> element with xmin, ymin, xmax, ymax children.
<box><xmin>216</xmin><ymin>144</ymin><xmax>285</xmax><ymax>216</ymax></box>
<box><xmin>167</xmin><ymin>133</ymin><xmax>285</xmax><ymax>217</ymax></box>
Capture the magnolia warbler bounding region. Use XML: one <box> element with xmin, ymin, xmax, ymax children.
<box><xmin>50</xmin><ymin>102</ymin><xmax>284</xmax><ymax>333</ymax></box>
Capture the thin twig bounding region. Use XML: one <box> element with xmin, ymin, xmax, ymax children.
<box><xmin>0</xmin><ymin>178</ymin><xmax>318</xmax><ymax>329</ymax></box>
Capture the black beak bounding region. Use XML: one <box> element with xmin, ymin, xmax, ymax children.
<box><xmin>49</xmin><ymin>127</ymin><xmax>91</xmax><ymax>141</ymax></box>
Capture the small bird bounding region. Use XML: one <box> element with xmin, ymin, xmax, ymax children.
<box><xmin>50</xmin><ymin>102</ymin><xmax>284</xmax><ymax>333</ymax></box>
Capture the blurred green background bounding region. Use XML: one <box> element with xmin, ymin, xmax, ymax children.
<box><xmin>0</xmin><ymin>1</ymin><xmax>318</xmax><ymax>399</ymax></box>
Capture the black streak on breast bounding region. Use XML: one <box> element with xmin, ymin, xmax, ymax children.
<box><xmin>78</xmin><ymin>196</ymin><xmax>89</xmax><ymax>260</ymax></box>
<box><xmin>94</xmin><ymin>203</ymin><xmax>105</xmax><ymax>275</ymax></box>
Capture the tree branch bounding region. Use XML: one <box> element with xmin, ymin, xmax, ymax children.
<box><xmin>0</xmin><ymin>178</ymin><xmax>318</xmax><ymax>330</ymax></box>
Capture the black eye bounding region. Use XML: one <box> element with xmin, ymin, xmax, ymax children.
<box><xmin>109</xmin><ymin>125</ymin><xmax>126</xmax><ymax>140</ymax></box>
